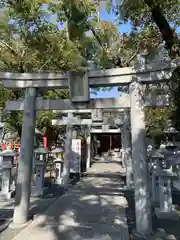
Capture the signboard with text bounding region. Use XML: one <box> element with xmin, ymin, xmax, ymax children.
<box><xmin>71</xmin><ymin>139</ymin><xmax>81</xmax><ymax>173</ymax></box>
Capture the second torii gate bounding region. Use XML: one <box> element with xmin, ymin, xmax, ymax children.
<box><xmin>52</xmin><ymin>109</ymin><xmax>125</xmax><ymax>171</ymax></box>
<box><xmin>52</xmin><ymin>115</ymin><xmax>92</xmax><ymax>175</ymax></box>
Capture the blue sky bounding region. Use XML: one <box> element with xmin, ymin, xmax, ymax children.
<box><xmin>100</xmin><ymin>7</ymin><xmax>132</xmax><ymax>34</ymax></box>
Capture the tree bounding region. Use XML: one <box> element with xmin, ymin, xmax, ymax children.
<box><xmin>145</xmin><ymin>107</ymin><xmax>172</xmax><ymax>145</ymax></box>
<box><xmin>105</xmin><ymin>0</ymin><xmax>180</xmax><ymax>135</ymax></box>
<box><xmin>0</xmin><ymin>0</ymin><xmax>90</xmax><ymax>139</ymax></box>
<box><xmin>1</xmin><ymin>0</ymin><xmax>178</xmax><ymax>141</ymax></box>
<box><xmin>0</xmin><ymin>0</ymin><xmax>117</xmax><ymax>140</ymax></box>
<box><xmin>114</xmin><ymin>0</ymin><xmax>180</xmax><ymax>58</ymax></box>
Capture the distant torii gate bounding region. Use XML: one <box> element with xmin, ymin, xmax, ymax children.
<box><xmin>52</xmin><ymin>110</ymin><xmax>124</xmax><ymax>171</ymax></box>
<box><xmin>2</xmin><ymin>56</ymin><xmax>178</xmax><ymax>236</ymax></box>
<box><xmin>52</xmin><ymin>114</ymin><xmax>92</xmax><ymax>172</ymax></box>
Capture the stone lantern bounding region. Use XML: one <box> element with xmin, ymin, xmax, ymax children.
<box><xmin>31</xmin><ymin>147</ymin><xmax>47</xmax><ymax>196</ymax></box>
<box><xmin>0</xmin><ymin>149</ymin><xmax>15</xmax><ymax>199</ymax></box>
<box><xmin>34</xmin><ymin>147</ymin><xmax>47</xmax><ymax>162</ymax></box>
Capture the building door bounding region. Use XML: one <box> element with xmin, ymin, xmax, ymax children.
<box><xmin>112</xmin><ymin>134</ymin><xmax>121</xmax><ymax>150</ymax></box>
<box><xmin>93</xmin><ymin>133</ymin><xmax>122</xmax><ymax>153</ymax></box>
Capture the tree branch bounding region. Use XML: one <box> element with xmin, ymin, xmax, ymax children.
<box><xmin>38</xmin><ymin>56</ymin><xmax>53</xmax><ymax>71</ymax></box>
<box><xmin>0</xmin><ymin>39</ymin><xmax>18</xmax><ymax>56</ymax></box>
<box><xmin>80</xmin><ymin>1</ymin><xmax>108</xmax><ymax>53</ymax></box>
<box><xmin>124</xmin><ymin>47</ymin><xmax>140</xmax><ymax>66</ymax></box>
<box><xmin>89</xmin><ymin>25</ymin><xmax>107</xmax><ymax>53</ymax></box>
<box><xmin>144</xmin><ymin>0</ymin><xmax>180</xmax><ymax>56</ymax></box>
<box><xmin>0</xmin><ymin>40</ymin><xmax>26</xmax><ymax>72</ymax></box>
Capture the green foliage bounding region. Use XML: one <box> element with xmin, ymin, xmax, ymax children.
<box><xmin>106</xmin><ymin>0</ymin><xmax>180</xmax><ymax>136</ymax></box>
<box><xmin>169</xmin><ymin>67</ymin><xmax>180</xmax><ymax>131</ymax></box>
<box><xmin>0</xmin><ymin>0</ymin><xmax>179</xmax><ymax>143</ymax></box>
<box><xmin>0</xmin><ymin>0</ymin><xmax>123</xmax><ymax>139</ymax></box>
<box><xmin>145</xmin><ymin>107</ymin><xmax>172</xmax><ymax>144</ymax></box>
<box><xmin>0</xmin><ymin>0</ymin><xmax>90</xmax><ymax>138</ymax></box>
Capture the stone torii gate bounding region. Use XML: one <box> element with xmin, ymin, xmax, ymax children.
<box><xmin>52</xmin><ymin>109</ymin><xmax>125</xmax><ymax>172</ymax></box>
<box><xmin>52</xmin><ymin>114</ymin><xmax>92</xmax><ymax>176</ymax></box>
<box><xmin>2</xmin><ymin>56</ymin><xmax>178</xmax><ymax>236</ymax></box>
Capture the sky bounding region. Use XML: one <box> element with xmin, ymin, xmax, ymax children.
<box><xmin>90</xmin><ymin>7</ymin><xmax>131</xmax><ymax>99</ymax></box>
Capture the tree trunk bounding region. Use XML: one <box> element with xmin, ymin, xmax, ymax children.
<box><xmin>144</xmin><ymin>0</ymin><xmax>179</xmax><ymax>56</ymax></box>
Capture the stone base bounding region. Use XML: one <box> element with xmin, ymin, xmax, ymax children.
<box><xmin>152</xmin><ymin>200</ymin><xmax>159</xmax><ymax>207</ymax></box>
<box><xmin>155</xmin><ymin>208</ymin><xmax>179</xmax><ymax>220</ymax></box>
<box><xmin>31</xmin><ymin>186</ymin><xmax>49</xmax><ymax>197</ymax></box>
<box><xmin>132</xmin><ymin>230</ymin><xmax>152</xmax><ymax>239</ymax></box>
<box><xmin>132</xmin><ymin>228</ymin><xmax>177</xmax><ymax>240</ymax></box>
<box><xmin>0</xmin><ymin>190</ymin><xmax>15</xmax><ymax>199</ymax></box>
<box><xmin>9</xmin><ymin>220</ymin><xmax>31</xmax><ymax>229</ymax></box>
<box><xmin>55</xmin><ymin>177</ymin><xmax>63</xmax><ymax>185</ymax></box>
<box><xmin>70</xmin><ymin>173</ymin><xmax>81</xmax><ymax>181</ymax></box>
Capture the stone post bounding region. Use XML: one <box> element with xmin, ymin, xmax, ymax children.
<box><xmin>86</xmin><ymin>134</ymin><xmax>91</xmax><ymax>169</ymax></box>
<box><xmin>129</xmin><ymin>80</ymin><xmax>152</xmax><ymax>236</ymax></box>
<box><xmin>151</xmin><ymin>171</ymin><xmax>159</xmax><ymax>204</ymax></box>
<box><xmin>13</xmin><ymin>88</ymin><xmax>36</xmax><ymax>225</ymax></box>
<box><xmin>123</xmin><ymin>110</ymin><xmax>133</xmax><ymax>188</ymax></box>
<box><xmin>159</xmin><ymin>177</ymin><xmax>172</xmax><ymax>212</ymax></box>
<box><xmin>62</xmin><ymin>112</ymin><xmax>72</xmax><ymax>186</ymax></box>
<box><xmin>121</xmin><ymin>128</ymin><xmax>125</xmax><ymax>167</ymax></box>
<box><xmin>72</xmin><ymin>129</ymin><xmax>77</xmax><ymax>139</ymax></box>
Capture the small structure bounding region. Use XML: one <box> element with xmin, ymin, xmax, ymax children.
<box><xmin>150</xmin><ymin>149</ymin><xmax>163</xmax><ymax>205</ymax></box>
<box><xmin>31</xmin><ymin>147</ymin><xmax>48</xmax><ymax>197</ymax></box>
<box><xmin>166</xmin><ymin>152</ymin><xmax>180</xmax><ymax>192</ymax></box>
<box><xmin>151</xmin><ymin>149</ymin><xmax>179</xmax><ymax>220</ymax></box>
<box><xmin>164</xmin><ymin>120</ymin><xmax>179</xmax><ymax>146</ymax></box>
<box><xmin>0</xmin><ymin>149</ymin><xmax>15</xmax><ymax>199</ymax></box>
<box><xmin>52</xmin><ymin>147</ymin><xmax>64</xmax><ymax>184</ymax></box>
<box><xmin>155</xmin><ymin>167</ymin><xmax>178</xmax><ymax>220</ymax></box>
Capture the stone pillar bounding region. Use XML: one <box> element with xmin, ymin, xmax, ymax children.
<box><xmin>13</xmin><ymin>88</ymin><xmax>36</xmax><ymax>225</ymax></box>
<box><xmin>62</xmin><ymin>112</ymin><xmax>72</xmax><ymax>186</ymax></box>
<box><xmin>86</xmin><ymin>134</ymin><xmax>91</xmax><ymax>169</ymax></box>
<box><xmin>121</xmin><ymin>128</ymin><xmax>125</xmax><ymax>167</ymax></box>
<box><xmin>123</xmin><ymin>110</ymin><xmax>133</xmax><ymax>188</ymax></box>
<box><xmin>1</xmin><ymin>168</ymin><xmax>11</xmax><ymax>194</ymax></box>
<box><xmin>129</xmin><ymin>80</ymin><xmax>152</xmax><ymax>236</ymax></box>
<box><xmin>151</xmin><ymin>172</ymin><xmax>159</xmax><ymax>204</ymax></box>
<box><xmin>72</xmin><ymin>129</ymin><xmax>77</xmax><ymax>139</ymax></box>
<box><xmin>159</xmin><ymin>177</ymin><xmax>172</xmax><ymax>212</ymax></box>
<box><xmin>32</xmin><ymin>162</ymin><xmax>46</xmax><ymax>196</ymax></box>
<box><xmin>155</xmin><ymin>174</ymin><xmax>178</xmax><ymax>220</ymax></box>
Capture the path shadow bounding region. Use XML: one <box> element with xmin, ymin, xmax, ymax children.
<box><xmin>0</xmin><ymin>184</ymin><xmax>66</xmax><ymax>234</ymax></box>
<box><xmin>20</xmin><ymin>169</ymin><xmax>129</xmax><ymax>240</ymax></box>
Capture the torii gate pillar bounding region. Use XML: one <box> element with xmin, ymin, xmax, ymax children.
<box><xmin>13</xmin><ymin>88</ymin><xmax>36</xmax><ymax>225</ymax></box>
<box><xmin>62</xmin><ymin>113</ymin><xmax>73</xmax><ymax>186</ymax></box>
<box><xmin>123</xmin><ymin>110</ymin><xmax>133</xmax><ymax>188</ymax></box>
<box><xmin>130</xmin><ymin>80</ymin><xmax>152</xmax><ymax>236</ymax></box>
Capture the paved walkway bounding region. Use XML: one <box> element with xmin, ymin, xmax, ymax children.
<box><xmin>12</xmin><ymin>157</ymin><xmax>129</xmax><ymax>240</ymax></box>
